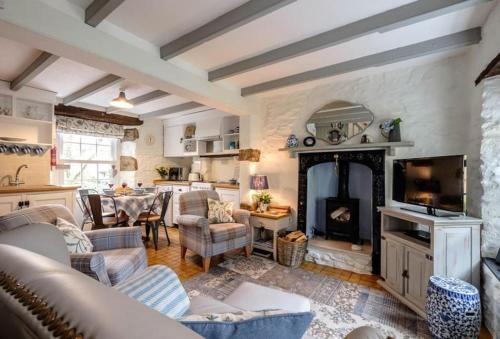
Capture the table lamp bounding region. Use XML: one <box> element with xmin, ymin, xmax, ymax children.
<box><xmin>250</xmin><ymin>175</ymin><xmax>269</xmax><ymax>212</ymax></box>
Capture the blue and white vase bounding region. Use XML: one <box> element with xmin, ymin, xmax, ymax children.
<box><xmin>425</xmin><ymin>276</ymin><xmax>481</xmax><ymax>339</ymax></box>
<box><xmin>286</xmin><ymin>134</ymin><xmax>299</xmax><ymax>148</ymax></box>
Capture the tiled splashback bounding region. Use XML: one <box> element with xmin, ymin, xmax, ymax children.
<box><xmin>0</xmin><ymin>153</ymin><xmax>50</xmax><ymax>186</ymax></box>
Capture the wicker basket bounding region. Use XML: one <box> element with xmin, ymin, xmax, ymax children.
<box><xmin>277</xmin><ymin>236</ymin><xmax>308</xmax><ymax>268</ymax></box>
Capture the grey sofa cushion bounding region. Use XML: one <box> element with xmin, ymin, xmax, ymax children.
<box><xmin>0</xmin><ymin>223</ymin><xmax>70</xmax><ymax>265</ymax></box>
<box><xmin>0</xmin><ymin>244</ymin><xmax>202</xmax><ymax>339</ymax></box>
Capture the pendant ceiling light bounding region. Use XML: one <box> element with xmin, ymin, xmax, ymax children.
<box><xmin>110</xmin><ymin>91</ymin><xmax>134</xmax><ymax>109</ymax></box>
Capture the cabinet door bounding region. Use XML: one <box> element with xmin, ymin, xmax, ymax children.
<box><xmin>405</xmin><ymin>247</ymin><xmax>433</xmax><ymax>310</ymax></box>
<box><xmin>26</xmin><ymin>191</ymin><xmax>74</xmax><ymax>211</ymax></box>
<box><xmin>384</xmin><ymin>238</ymin><xmax>405</xmax><ymax>295</ymax></box>
<box><xmin>216</xmin><ymin>188</ymin><xmax>240</xmax><ymax>209</ymax></box>
<box><xmin>164</xmin><ymin>125</ymin><xmax>184</xmax><ymax>157</ymax></box>
<box><xmin>172</xmin><ymin>185</ymin><xmax>189</xmax><ymax>224</ymax></box>
<box><xmin>0</xmin><ymin>194</ymin><xmax>23</xmax><ymax>215</ymax></box>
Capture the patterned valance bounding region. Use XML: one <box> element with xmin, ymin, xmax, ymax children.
<box><xmin>56</xmin><ymin>115</ymin><xmax>124</xmax><ymax>138</ymax></box>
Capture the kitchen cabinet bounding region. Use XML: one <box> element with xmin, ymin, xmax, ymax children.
<box><xmin>156</xmin><ymin>185</ymin><xmax>173</xmax><ymax>226</ymax></box>
<box><xmin>379</xmin><ymin>207</ymin><xmax>481</xmax><ymax>317</ymax></box>
<box><xmin>0</xmin><ymin>194</ymin><xmax>24</xmax><ymax>215</ymax></box>
<box><xmin>172</xmin><ymin>185</ymin><xmax>190</xmax><ymax>224</ymax></box>
<box><xmin>163</xmin><ymin>124</ymin><xmax>184</xmax><ymax>157</ymax></box>
<box><xmin>0</xmin><ymin>189</ymin><xmax>76</xmax><ymax>216</ymax></box>
<box><xmin>215</xmin><ymin>188</ymin><xmax>240</xmax><ymax>209</ymax></box>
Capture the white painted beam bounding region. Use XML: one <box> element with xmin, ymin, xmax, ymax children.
<box><xmin>241</xmin><ymin>28</ymin><xmax>481</xmax><ymax>96</ymax></box>
<box><xmin>0</xmin><ymin>0</ymin><xmax>254</xmax><ymax>116</ymax></box>
<box><xmin>209</xmin><ymin>0</ymin><xmax>491</xmax><ymax>81</ymax></box>
<box><xmin>160</xmin><ymin>0</ymin><xmax>297</xmax><ymax>60</ymax></box>
<box><xmin>10</xmin><ymin>52</ymin><xmax>59</xmax><ymax>91</ymax></box>
<box><xmin>85</xmin><ymin>0</ymin><xmax>125</xmax><ymax>27</ymax></box>
<box><xmin>63</xmin><ymin>74</ymin><xmax>123</xmax><ymax>105</ymax></box>
<box><xmin>140</xmin><ymin>102</ymin><xmax>204</xmax><ymax>119</ymax></box>
<box><xmin>107</xmin><ymin>90</ymin><xmax>170</xmax><ymax>113</ymax></box>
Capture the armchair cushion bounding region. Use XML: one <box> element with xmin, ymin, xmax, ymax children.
<box><xmin>56</xmin><ymin>217</ymin><xmax>93</xmax><ymax>254</ymax></box>
<box><xmin>85</xmin><ymin>226</ymin><xmax>143</xmax><ymax>251</ymax></box>
<box><xmin>102</xmin><ymin>247</ymin><xmax>147</xmax><ymax>285</ymax></box>
<box><xmin>207</xmin><ymin>198</ymin><xmax>234</xmax><ymax>223</ymax></box>
<box><xmin>210</xmin><ymin>223</ymin><xmax>247</xmax><ymax>243</ymax></box>
<box><xmin>70</xmin><ymin>252</ymin><xmax>111</xmax><ymax>286</ymax></box>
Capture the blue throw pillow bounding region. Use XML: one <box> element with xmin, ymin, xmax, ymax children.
<box><xmin>180</xmin><ymin>309</ymin><xmax>314</xmax><ymax>339</ymax></box>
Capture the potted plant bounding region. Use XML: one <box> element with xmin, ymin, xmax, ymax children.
<box><xmin>253</xmin><ymin>191</ymin><xmax>272</xmax><ymax>212</ymax></box>
<box><xmin>156</xmin><ymin>166</ymin><xmax>169</xmax><ymax>180</ymax></box>
<box><xmin>379</xmin><ymin>118</ymin><xmax>402</xmax><ymax>142</ymax></box>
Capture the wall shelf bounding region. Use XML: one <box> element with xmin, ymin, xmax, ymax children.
<box><xmin>279</xmin><ymin>141</ymin><xmax>414</xmax><ymax>158</ymax></box>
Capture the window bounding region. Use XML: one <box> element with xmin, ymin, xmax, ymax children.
<box><xmin>58</xmin><ymin>133</ymin><xmax>117</xmax><ymax>190</ymax></box>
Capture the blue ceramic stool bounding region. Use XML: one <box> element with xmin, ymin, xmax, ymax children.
<box><xmin>426</xmin><ymin>276</ymin><xmax>481</xmax><ymax>339</ymax></box>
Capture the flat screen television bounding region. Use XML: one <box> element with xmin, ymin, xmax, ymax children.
<box><xmin>393</xmin><ymin>155</ymin><xmax>466</xmax><ymax>214</ymax></box>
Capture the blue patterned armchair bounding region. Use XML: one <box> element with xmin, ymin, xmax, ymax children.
<box><xmin>177</xmin><ymin>190</ymin><xmax>251</xmax><ymax>272</ymax></box>
<box><xmin>0</xmin><ymin>205</ymin><xmax>146</xmax><ymax>286</ymax></box>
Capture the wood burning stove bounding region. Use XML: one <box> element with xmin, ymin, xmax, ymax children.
<box><xmin>324</xmin><ymin>159</ymin><xmax>360</xmax><ymax>243</ymax></box>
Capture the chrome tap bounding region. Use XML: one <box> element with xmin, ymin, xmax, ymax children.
<box><xmin>10</xmin><ymin>164</ymin><xmax>28</xmax><ymax>186</ymax></box>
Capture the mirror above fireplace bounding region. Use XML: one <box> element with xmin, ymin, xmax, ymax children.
<box><xmin>306</xmin><ymin>101</ymin><xmax>374</xmax><ymax>145</ymax></box>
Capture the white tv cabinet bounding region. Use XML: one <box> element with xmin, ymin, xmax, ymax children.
<box><xmin>378</xmin><ymin>207</ymin><xmax>481</xmax><ymax>318</ymax></box>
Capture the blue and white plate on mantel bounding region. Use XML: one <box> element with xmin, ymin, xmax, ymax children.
<box><xmin>425</xmin><ymin>276</ymin><xmax>481</xmax><ymax>339</ymax></box>
<box><xmin>286</xmin><ymin>134</ymin><xmax>299</xmax><ymax>148</ymax></box>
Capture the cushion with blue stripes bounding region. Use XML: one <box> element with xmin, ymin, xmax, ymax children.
<box><xmin>114</xmin><ymin>265</ymin><xmax>190</xmax><ymax>319</ymax></box>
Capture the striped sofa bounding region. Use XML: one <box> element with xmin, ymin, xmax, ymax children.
<box><xmin>178</xmin><ymin>190</ymin><xmax>251</xmax><ymax>272</ymax></box>
<box><xmin>0</xmin><ymin>205</ymin><xmax>147</xmax><ymax>286</ymax></box>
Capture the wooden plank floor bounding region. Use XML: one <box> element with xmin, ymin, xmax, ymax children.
<box><xmin>145</xmin><ymin>227</ymin><xmax>492</xmax><ymax>338</ymax></box>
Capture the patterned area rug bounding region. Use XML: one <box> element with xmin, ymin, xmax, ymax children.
<box><xmin>184</xmin><ymin>255</ymin><xmax>431</xmax><ymax>339</ymax></box>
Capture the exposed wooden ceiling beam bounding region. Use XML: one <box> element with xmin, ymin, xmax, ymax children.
<box><xmin>140</xmin><ymin>102</ymin><xmax>205</xmax><ymax>119</ymax></box>
<box><xmin>241</xmin><ymin>28</ymin><xmax>481</xmax><ymax>96</ymax></box>
<box><xmin>160</xmin><ymin>0</ymin><xmax>297</xmax><ymax>60</ymax></box>
<box><xmin>10</xmin><ymin>52</ymin><xmax>59</xmax><ymax>91</ymax></box>
<box><xmin>475</xmin><ymin>52</ymin><xmax>500</xmax><ymax>85</ymax></box>
<box><xmin>107</xmin><ymin>90</ymin><xmax>170</xmax><ymax>113</ymax></box>
<box><xmin>209</xmin><ymin>0</ymin><xmax>491</xmax><ymax>81</ymax></box>
<box><xmin>85</xmin><ymin>0</ymin><xmax>125</xmax><ymax>27</ymax></box>
<box><xmin>63</xmin><ymin>74</ymin><xmax>123</xmax><ymax>105</ymax></box>
<box><xmin>0</xmin><ymin>0</ymin><xmax>253</xmax><ymax>116</ymax></box>
<box><xmin>55</xmin><ymin>104</ymin><xmax>143</xmax><ymax>126</ymax></box>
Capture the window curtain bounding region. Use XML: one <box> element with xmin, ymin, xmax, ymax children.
<box><xmin>56</xmin><ymin>115</ymin><xmax>124</xmax><ymax>138</ymax></box>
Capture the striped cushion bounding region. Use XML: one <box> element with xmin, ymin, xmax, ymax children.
<box><xmin>114</xmin><ymin>265</ymin><xmax>190</xmax><ymax>319</ymax></box>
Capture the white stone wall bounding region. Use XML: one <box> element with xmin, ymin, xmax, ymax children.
<box><xmin>241</xmin><ymin>55</ymin><xmax>472</xmax><ymax>219</ymax></box>
<box><xmin>480</xmin><ymin>77</ymin><xmax>500</xmax><ymax>257</ymax></box>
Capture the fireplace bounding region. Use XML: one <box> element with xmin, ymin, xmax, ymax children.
<box><xmin>324</xmin><ymin>160</ymin><xmax>360</xmax><ymax>243</ymax></box>
<box><xmin>298</xmin><ymin>150</ymin><xmax>385</xmax><ymax>274</ymax></box>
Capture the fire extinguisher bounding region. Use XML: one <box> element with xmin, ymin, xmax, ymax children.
<box><xmin>50</xmin><ymin>146</ymin><xmax>57</xmax><ymax>169</ymax></box>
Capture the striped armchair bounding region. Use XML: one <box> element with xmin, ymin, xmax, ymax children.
<box><xmin>178</xmin><ymin>191</ymin><xmax>251</xmax><ymax>272</ymax></box>
<box><xmin>0</xmin><ymin>205</ymin><xmax>147</xmax><ymax>286</ymax></box>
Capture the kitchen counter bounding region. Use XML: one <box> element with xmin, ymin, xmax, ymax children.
<box><xmin>153</xmin><ymin>179</ymin><xmax>239</xmax><ymax>189</ymax></box>
<box><xmin>0</xmin><ymin>185</ymin><xmax>80</xmax><ymax>194</ymax></box>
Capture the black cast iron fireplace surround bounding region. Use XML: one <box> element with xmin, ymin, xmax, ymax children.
<box><xmin>297</xmin><ymin>150</ymin><xmax>385</xmax><ymax>274</ymax></box>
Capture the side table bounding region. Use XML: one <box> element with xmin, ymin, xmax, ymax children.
<box><xmin>250</xmin><ymin>211</ymin><xmax>292</xmax><ymax>261</ymax></box>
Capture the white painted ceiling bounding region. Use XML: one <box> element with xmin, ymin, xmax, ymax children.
<box><xmin>0</xmin><ymin>0</ymin><xmax>496</xmax><ymax>118</ymax></box>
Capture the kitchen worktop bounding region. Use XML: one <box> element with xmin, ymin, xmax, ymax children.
<box><xmin>0</xmin><ymin>185</ymin><xmax>80</xmax><ymax>194</ymax></box>
<box><xmin>153</xmin><ymin>179</ymin><xmax>239</xmax><ymax>189</ymax></box>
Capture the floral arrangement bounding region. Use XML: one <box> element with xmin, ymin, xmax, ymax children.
<box><xmin>156</xmin><ymin>166</ymin><xmax>169</xmax><ymax>179</ymax></box>
<box><xmin>379</xmin><ymin>118</ymin><xmax>402</xmax><ymax>138</ymax></box>
<box><xmin>253</xmin><ymin>191</ymin><xmax>272</xmax><ymax>212</ymax></box>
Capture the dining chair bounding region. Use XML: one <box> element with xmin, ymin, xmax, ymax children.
<box><xmin>87</xmin><ymin>194</ymin><xmax>129</xmax><ymax>230</ymax></box>
<box><xmin>135</xmin><ymin>191</ymin><xmax>172</xmax><ymax>250</ymax></box>
<box><xmin>78</xmin><ymin>189</ymin><xmax>116</xmax><ymax>229</ymax></box>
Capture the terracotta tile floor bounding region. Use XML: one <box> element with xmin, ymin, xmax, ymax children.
<box><xmin>144</xmin><ymin>227</ymin><xmax>492</xmax><ymax>338</ymax></box>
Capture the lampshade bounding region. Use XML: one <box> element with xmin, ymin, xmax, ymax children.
<box><xmin>250</xmin><ymin>175</ymin><xmax>269</xmax><ymax>190</ymax></box>
<box><xmin>110</xmin><ymin>91</ymin><xmax>134</xmax><ymax>109</ymax></box>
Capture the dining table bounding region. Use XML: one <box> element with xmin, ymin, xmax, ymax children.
<box><xmin>101</xmin><ymin>193</ymin><xmax>158</xmax><ymax>225</ymax></box>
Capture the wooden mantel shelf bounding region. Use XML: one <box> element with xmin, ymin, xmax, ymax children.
<box><xmin>279</xmin><ymin>141</ymin><xmax>414</xmax><ymax>158</ymax></box>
